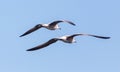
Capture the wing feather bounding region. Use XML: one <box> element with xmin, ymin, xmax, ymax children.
<box><xmin>89</xmin><ymin>34</ymin><xmax>110</xmax><ymax>39</ymax></box>
<box><xmin>67</xmin><ymin>34</ymin><xmax>110</xmax><ymax>39</ymax></box>
<box><xmin>26</xmin><ymin>38</ymin><xmax>58</xmax><ymax>51</ymax></box>
<box><xmin>49</xmin><ymin>20</ymin><xmax>76</xmax><ymax>26</ymax></box>
<box><xmin>20</xmin><ymin>24</ymin><xmax>42</xmax><ymax>37</ymax></box>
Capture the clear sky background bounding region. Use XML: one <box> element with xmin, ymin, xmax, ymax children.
<box><xmin>0</xmin><ymin>0</ymin><xmax>119</xmax><ymax>72</ymax></box>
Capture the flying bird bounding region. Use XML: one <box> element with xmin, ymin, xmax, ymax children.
<box><xmin>19</xmin><ymin>20</ymin><xmax>75</xmax><ymax>37</ymax></box>
<box><xmin>26</xmin><ymin>33</ymin><xmax>110</xmax><ymax>51</ymax></box>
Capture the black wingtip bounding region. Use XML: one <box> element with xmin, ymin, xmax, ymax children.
<box><xmin>93</xmin><ymin>35</ymin><xmax>111</xmax><ymax>39</ymax></box>
<box><xmin>99</xmin><ymin>37</ymin><xmax>111</xmax><ymax>39</ymax></box>
<box><xmin>26</xmin><ymin>49</ymin><xmax>33</xmax><ymax>51</ymax></box>
<box><xmin>19</xmin><ymin>33</ymin><xmax>28</xmax><ymax>37</ymax></box>
<box><xmin>26</xmin><ymin>48</ymin><xmax>36</xmax><ymax>51</ymax></box>
<box><xmin>70</xmin><ymin>22</ymin><xmax>76</xmax><ymax>26</ymax></box>
<box><xmin>104</xmin><ymin>37</ymin><xmax>111</xmax><ymax>39</ymax></box>
<box><xmin>19</xmin><ymin>34</ymin><xmax>26</xmax><ymax>37</ymax></box>
<box><xmin>63</xmin><ymin>20</ymin><xmax>76</xmax><ymax>26</ymax></box>
<box><xmin>73</xmin><ymin>23</ymin><xmax>76</xmax><ymax>26</ymax></box>
<box><xmin>26</xmin><ymin>50</ymin><xmax>30</xmax><ymax>51</ymax></box>
<box><xmin>19</xmin><ymin>35</ymin><xmax>23</xmax><ymax>37</ymax></box>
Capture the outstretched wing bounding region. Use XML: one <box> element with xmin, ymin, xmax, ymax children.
<box><xmin>20</xmin><ymin>24</ymin><xmax>42</xmax><ymax>37</ymax></box>
<box><xmin>66</xmin><ymin>34</ymin><xmax>81</xmax><ymax>40</ymax></box>
<box><xmin>49</xmin><ymin>20</ymin><xmax>76</xmax><ymax>26</ymax></box>
<box><xmin>68</xmin><ymin>33</ymin><xmax>110</xmax><ymax>39</ymax></box>
<box><xmin>26</xmin><ymin>38</ymin><xmax>58</xmax><ymax>51</ymax></box>
<box><xmin>88</xmin><ymin>34</ymin><xmax>110</xmax><ymax>39</ymax></box>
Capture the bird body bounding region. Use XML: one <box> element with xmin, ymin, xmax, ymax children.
<box><xmin>57</xmin><ymin>35</ymin><xmax>76</xmax><ymax>43</ymax></box>
<box><xmin>20</xmin><ymin>20</ymin><xmax>75</xmax><ymax>37</ymax></box>
<box><xmin>26</xmin><ymin>33</ymin><xmax>110</xmax><ymax>51</ymax></box>
<box><xmin>41</xmin><ymin>23</ymin><xmax>60</xmax><ymax>30</ymax></box>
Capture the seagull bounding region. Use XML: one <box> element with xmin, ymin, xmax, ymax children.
<box><xmin>26</xmin><ymin>33</ymin><xmax>110</xmax><ymax>51</ymax></box>
<box><xmin>19</xmin><ymin>20</ymin><xmax>75</xmax><ymax>37</ymax></box>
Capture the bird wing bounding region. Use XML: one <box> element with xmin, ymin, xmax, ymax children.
<box><xmin>26</xmin><ymin>38</ymin><xmax>58</xmax><ymax>51</ymax></box>
<box><xmin>88</xmin><ymin>34</ymin><xmax>110</xmax><ymax>39</ymax></box>
<box><xmin>49</xmin><ymin>20</ymin><xmax>76</xmax><ymax>26</ymax></box>
<box><xmin>67</xmin><ymin>33</ymin><xmax>110</xmax><ymax>39</ymax></box>
<box><xmin>66</xmin><ymin>34</ymin><xmax>82</xmax><ymax>40</ymax></box>
<box><xmin>20</xmin><ymin>24</ymin><xmax>42</xmax><ymax>37</ymax></box>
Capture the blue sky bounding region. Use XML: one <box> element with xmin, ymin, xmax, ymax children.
<box><xmin>0</xmin><ymin>0</ymin><xmax>120</xmax><ymax>72</ymax></box>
